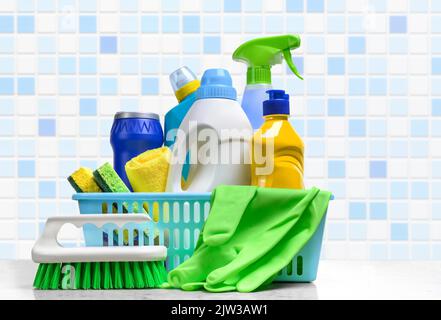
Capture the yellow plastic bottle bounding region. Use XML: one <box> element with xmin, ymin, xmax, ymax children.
<box><xmin>251</xmin><ymin>90</ymin><xmax>304</xmax><ymax>189</ymax></box>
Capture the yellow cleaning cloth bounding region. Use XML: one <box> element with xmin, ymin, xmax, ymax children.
<box><xmin>125</xmin><ymin>147</ymin><xmax>171</xmax><ymax>192</ymax></box>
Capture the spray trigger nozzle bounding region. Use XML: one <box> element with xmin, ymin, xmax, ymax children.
<box><xmin>232</xmin><ymin>34</ymin><xmax>304</xmax><ymax>84</ymax></box>
<box><xmin>283</xmin><ymin>49</ymin><xmax>303</xmax><ymax>80</ymax></box>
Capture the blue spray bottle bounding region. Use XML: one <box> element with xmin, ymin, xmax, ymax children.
<box><xmin>232</xmin><ymin>35</ymin><xmax>303</xmax><ymax>129</ymax></box>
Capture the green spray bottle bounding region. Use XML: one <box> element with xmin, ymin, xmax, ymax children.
<box><xmin>232</xmin><ymin>34</ymin><xmax>303</xmax><ymax>129</ymax></box>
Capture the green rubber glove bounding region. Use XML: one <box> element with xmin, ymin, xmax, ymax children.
<box><xmin>167</xmin><ymin>186</ymin><xmax>332</xmax><ymax>292</ymax></box>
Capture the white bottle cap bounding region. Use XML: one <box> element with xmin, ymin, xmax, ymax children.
<box><xmin>169</xmin><ymin>66</ymin><xmax>198</xmax><ymax>93</ymax></box>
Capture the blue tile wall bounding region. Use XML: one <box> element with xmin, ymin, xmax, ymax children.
<box><xmin>0</xmin><ymin>16</ymin><xmax>14</xmax><ymax>33</ymax></box>
<box><xmin>100</xmin><ymin>36</ymin><xmax>117</xmax><ymax>54</ymax></box>
<box><xmin>389</xmin><ymin>16</ymin><xmax>407</xmax><ymax>33</ymax></box>
<box><xmin>79</xmin><ymin>15</ymin><xmax>97</xmax><ymax>33</ymax></box>
<box><xmin>287</xmin><ymin>0</ymin><xmax>303</xmax><ymax>12</ymax></box>
<box><xmin>224</xmin><ymin>0</ymin><xmax>241</xmax><ymax>13</ymax></box>
<box><xmin>38</xmin><ymin>119</ymin><xmax>56</xmax><ymax>136</ymax></box>
<box><xmin>203</xmin><ymin>36</ymin><xmax>221</xmax><ymax>54</ymax></box>
<box><xmin>162</xmin><ymin>15</ymin><xmax>180</xmax><ymax>33</ymax></box>
<box><xmin>307</xmin><ymin>0</ymin><xmax>324</xmax><ymax>13</ymax></box>
<box><xmin>349</xmin><ymin>202</ymin><xmax>366</xmax><ymax>220</ymax></box>
<box><xmin>183</xmin><ymin>16</ymin><xmax>200</xmax><ymax>33</ymax></box>
<box><xmin>17</xmin><ymin>16</ymin><xmax>34</xmax><ymax>33</ymax></box>
<box><xmin>0</xmin><ymin>0</ymin><xmax>439</xmax><ymax>260</ymax></box>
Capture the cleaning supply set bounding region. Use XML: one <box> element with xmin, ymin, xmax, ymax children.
<box><xmin>33</xmin><ymin>34</ymin><xmax>333</xmax><ymax>293</ymax></box>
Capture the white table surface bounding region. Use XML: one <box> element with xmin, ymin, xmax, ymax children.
<box><xmin>1</xmin><ymin>260</ymin><xmax>440</xmax><ymax>300</ymax></box>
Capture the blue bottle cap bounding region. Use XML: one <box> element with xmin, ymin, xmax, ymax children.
<box><xmin>263</xmin><ymin>89</ymin><xmax>290</xmax><ymax>116</ymax></box>
<box><xmin>195</xmin><ymin>68</ymin><xmax>237</xmax><ymax>100</ymax></box>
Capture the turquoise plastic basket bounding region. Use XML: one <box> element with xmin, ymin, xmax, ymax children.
<box><xmin>72</xmin><ymin>192</ymin><xmax>328</xmax><ymax>282</ymax></box>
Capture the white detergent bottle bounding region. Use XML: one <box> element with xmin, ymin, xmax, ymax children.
<box><xmin>166</xmin><ymin>69</ymin><xmax>252</xmax><ymax>192</ymax></box>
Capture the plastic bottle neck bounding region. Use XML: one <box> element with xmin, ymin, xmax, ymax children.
<box><xmin>264</xmin><ymin>114</ymin><xmax>289</xmax><ymax>121</ymax></box>
<box><xmin>175</xmin><ymin>80</ymin><xmax>200</xmax><ymax>102</ymax></box>
<box><xmin>247</xmin><ymin>66</ymin><xmax>271</xmax><ymax>85</ymax></box>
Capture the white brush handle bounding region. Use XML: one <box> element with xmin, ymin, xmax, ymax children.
<box><xmin>32</xmin><ymin>214</ymin><xmax>167</xmax><ymax>263</ymax></box>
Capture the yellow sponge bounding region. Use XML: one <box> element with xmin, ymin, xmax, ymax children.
<box><xmin>68</xmin><ymin>167</ymin><xmax>102</xmax><ymax>193</ymax></box>
<box><xmin>125</xmin><ymin>147</ymin><xmax>171</xmax><ymax>192</ymax></box>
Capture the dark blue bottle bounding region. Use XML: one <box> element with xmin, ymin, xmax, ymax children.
<box><xmin>110</xmin><ymin>112</ymin><xmax>163</xmax><ymax>190</ymax></box>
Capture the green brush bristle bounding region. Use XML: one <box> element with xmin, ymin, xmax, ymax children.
<box><xmin>74</xmin><ymin>262</ymin><xmax>82</xmax><ymax>289</ymax></box>
<box><xmin>82</xmin><ymin>262</ymin><xmax>92</xmax><ymax>289</ymax></box>
<box><xmin>123</xmin><ymin>261</ymin><xmax>135</xmax><ymax>289</ymax></box>
<box><xmin>133</xmin><ymin>261</ymin><xmax>145</xmax><ymax>289</ymax></box>
<box><xmin>113</xmin><ymin>262</ymin><xmax>123</xmax><ymax>289</ymax></box>
<box><xmin>159</xmin><ymin>261</ymin><xmax>169</xmax><ymax>280</ymax></box>
<box><xmin>33</xmin><ymin>261</ymin><xmax>167</xmax><ymax>290</ymax></box>
<box><xmin>152</xmin><ymin>260</ymin><xmax>167</xmax><ymax>284</ymax></box>
<box><xmin>102</xmin><ymin>262</ymin><xmax>113</xmax><ymax>289</ymax></box>
<box><xmin>50</xmin><ymin>263</ymin><xmax>62</xmax><ymax>289</ymax></box>
<box><xmin>33</xmin><ymin>263</ymin><xmax>47</xmax><ymax>288</ymax></box>
<box><xmin>92</xmin><ymin>262</ymin><xmax>101</xmax><ymax>289</ymax></box>
<box><xmin>142</xmin><ymin>260</ymin><xmax>155</xmax><ymax>287</ymax></box>
<box><xmin>42</xmin><ymin>264</ymin><xmax>55</xmax><ymax>289</ymax></box>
